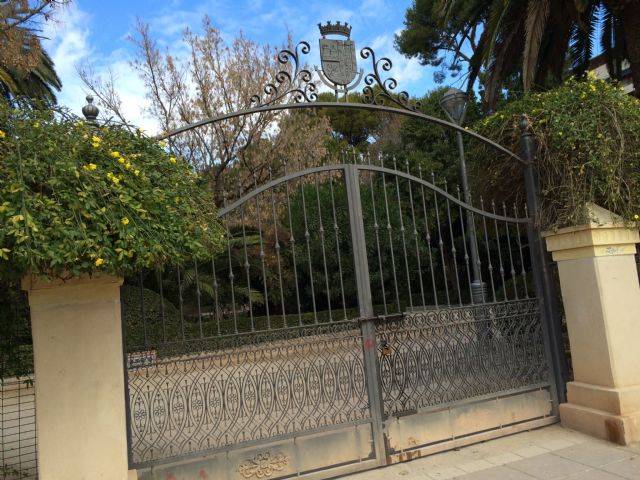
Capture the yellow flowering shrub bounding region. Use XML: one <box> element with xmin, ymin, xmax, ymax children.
<box><xmin>0</xmin><ymin>102</ymin><xmax>224</xmax><ymax>279</ymax></box>
<box><xmin>472</xmin><ymin>76</ymin><xmax>640</xmax><ymax>228</ymax></box>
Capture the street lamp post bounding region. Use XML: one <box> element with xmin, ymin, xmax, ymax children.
<box><xmin>440</xmin><ymin>88</ymin><xmax>485</xmax><ymax>304</ymax></box>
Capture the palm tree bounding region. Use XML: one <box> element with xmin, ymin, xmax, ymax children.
<box><xmin>397</xmin><ymin>0</ymin><xmax>640</xmax><ymax>109</ymax></box>
<box><xmin>0</xmin><ymin>49</ymin><xmax>62</xmax><ymax>103</ymax></box>
<box><xmin>0</xmin><ymin>1</ymin><xmax>63</xmax><ymax>103</ymax></box>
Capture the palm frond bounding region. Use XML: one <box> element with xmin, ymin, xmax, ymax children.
<box><xmin>523</xmin><ymin>0</ymin><xmax>550</xmax><ymax>92</ymax></box>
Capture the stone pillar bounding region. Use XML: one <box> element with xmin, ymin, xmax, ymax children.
<box><xmin>545</xmin><ymin>208</ymin><xmax>640</xmax><ymax>445</ymax></box>
<box><xmin>22</xmin><ymin>273</ymin><xmax>136</xmax><ymax>479</ymax></box>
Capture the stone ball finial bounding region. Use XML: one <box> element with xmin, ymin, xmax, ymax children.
<box><xmin>82</xmin><ymin>95</ymin><xmax>99</xmax><ymax>123</ymax></box>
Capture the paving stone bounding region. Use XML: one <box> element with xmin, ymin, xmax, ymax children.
<box><xmin>551</xmin><ymin>442</ymin><xmax>632</xmax><ymax>468</ymax></box>
<box><xmin>425</xmin><ymin>466</ymin><xmax>467</xmax><ymax>479</ymax></box>
<box><xmin>486</xmin><ymin>452</ymin><xmax>523</xmax><ymax>465</ymax></box>
<box><xmin>537</xmin><ymin>438</ymin><xmax>576</xmax><ymax>451</ymax></box>
<box><xmin>457</xmin><ymin>459</ymin><xmax>494</xmax><ymax>473</ymax></box>
<box><xmin>512</xmin><ymin>445</ymin><xmax>548</xmax><ymax>458</ymax></box>
<box><xmin>507</xmin><ymin>452</ymin><xmax>591</xmax><ymax>479</ymax></box>
<box><xmin>600</xmin><ymin>457</ymin><xmax>640</xmax><ymax>480</ymax></box>
<box><xmin>454</xmin><ymin>465</ymin><xmax>538</xmax><ymax>480</ymax></box>
<box><xmin>566</xmin><ymin>468</ymin><xmax>628</xmax><ymax>479</ymax></box>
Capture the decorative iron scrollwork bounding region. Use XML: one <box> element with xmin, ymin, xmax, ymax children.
<box><xmin>250</xmin><ymin>25</ymin><xmax>421</xmax><ymax>112</ymax></box>
<box><xmin>250</xmin><ymin>41</ymin><xmax>317</xmax><ymax>106</ymax></box>
<box><xmin>360</xmin><ymin>47</ymin><xmax>420</xmax><ymax>112</ymax></box>
<box><xmin>237</xmin><ymin>451</ymin><xmax>288</xmax><ymax>478</ymax></box>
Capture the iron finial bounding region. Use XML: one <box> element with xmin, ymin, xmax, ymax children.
<box><xmin>82</xmin><ymin>95</ymin><xmax>99</xmax><ymax>123</ymax></box>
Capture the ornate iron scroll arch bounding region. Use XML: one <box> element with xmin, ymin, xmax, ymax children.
<box><xmin>360</xmin><ymin>47</ymin><xmax>421</xmax><ymax>112</ymax></box>
<box><xmin>248</xmin><ymin>34</ymin><xmax>420</xmax><ymax>112</ymax></box>
<box><xmin>249</xmin><ymin>41</ymin><xmax>318</xmax><ymax>106</ymax></box>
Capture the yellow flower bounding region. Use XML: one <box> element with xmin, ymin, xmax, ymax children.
<box><xmin>0</xmin><ymin>130</ymin><xmax>5</xmax><ymax>139</ymax></box>
<box><xmin>33</xmin><ymin>122</ymin><xmax>40</xmax><ymax>128</ymax></box>
<box><xmin>121</xmin><ymin>217</ymin><xmax>130</xmax><ymax>225</ymax></box>
<box><xmin>635</xmin><ymin>214</ymin><xmax>640</xmax><ymax>220</ymax></box>
<box><xmin>118</xmin><ymin>157</ymin><xmax>125</xmax><ymax>164</ymax></box>
<box><xmin>125</xmin><ymin>162</ymin><xmax>131</xmax><ymax>169</ymax></box>
<box><xmin>597</xmin><ymin>133</ymin><xmax>603</xmax><ymax>139</ymax></box>
<box><xmin>95</xmin><ymin>258</ymin><xmax>104</xmax><ymax>267</ymax></box>
<box><xmin>159</xmin><ymin>140</ymin><xmax>167</xmax><ymax>147</ymax></box>
<box><xmin>169</xmin><ymin>156</ymin><xmax>177</xmax><ymax>164</ymax></box>
<box><xmin>89</xmin><ymin>163</ymin><xmax>97</xmax><ymax>170</ymax></box>
<box><xmin>134</xmin><ymin>169</ymin><xmax>140</xmax><ymax>176</ymax></box>
<box><xmin>110</xmin><ymin>151</ymin><xmax>120</xmax><ymax>158</ymax></box>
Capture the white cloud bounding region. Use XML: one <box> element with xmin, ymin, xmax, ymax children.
<box><xmin>42</xmin><ymin>4</ymin><xmax>158</xmax><ymax>133</ymax></box>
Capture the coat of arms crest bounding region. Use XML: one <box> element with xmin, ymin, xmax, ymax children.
<box><xmin>316</xmin><ymin>21</ymin><xmax>363</xmax><ymax>98</ymax></box>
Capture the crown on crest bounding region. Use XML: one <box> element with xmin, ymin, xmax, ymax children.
<box><xmin>318</xmin><ymin>21</ymin><xmax>352</xmax><ymax>38</ymax></box>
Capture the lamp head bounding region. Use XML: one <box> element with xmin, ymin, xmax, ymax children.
<box><xmin>439</xmin><ymin>88</ymin><xmax>468</xmax><ymax>125</ymax></box>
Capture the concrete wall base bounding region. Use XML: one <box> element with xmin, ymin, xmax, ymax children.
<box><xmin>560</xmin><ymin>402</ymin><xmax>640</xmax><ymax>445</ymax></box>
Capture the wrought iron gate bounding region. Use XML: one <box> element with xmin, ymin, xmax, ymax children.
<box><xmin>121</xmin><ymin>23</ymin><xmax>566</xmax><ymax>480</ymax></box>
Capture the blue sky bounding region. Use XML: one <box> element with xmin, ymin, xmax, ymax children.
<box><xmin>43</xmin><ymin>0</ymin><xmax>440</xmax><ymax>132</ymax></box>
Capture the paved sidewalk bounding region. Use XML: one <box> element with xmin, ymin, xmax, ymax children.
<box><xmin>342</xmin><ymin>425</ymin><xmax>640</xmax><ymax>479</ymax></box>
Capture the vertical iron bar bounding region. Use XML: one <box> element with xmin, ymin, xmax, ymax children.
<box><xmin>406</xmin><ymin>161</ymin><xmax>426</xmax><ymax>308</ymax></box>
<box><xmin>158</xmin><ymin>270</ymin><xmax>167</xmax><ymax>343</ymax></box>
<box><xmin>367</xmin><ymin>154</ymin><xmax>388</xmax><ymax>315</ymax></box>
<box><xmin>480</xmin><ymin>198</ymin><xmax>497</xmax><ymax>303</ymax></box>
<box><xmin>300</xmin><ymin>175</ymin><xmax>318</xmax><ymax>323</ymax></box>
<box><xmin>444</xmin><ymin>181</ymin><xmax>462</xmax><ymax>306</ymax></box>
<box><xmin>222</xmin><ymin>193</ymin><xmax>238</xmax><ymax>334</ymax></box>
<box><xmin>211</xmin><ymin>256</ymin><xmax>221</xmax><ymax>336</ymax></box>
<box><xmin>329</xmin><ymin>171</ymin><xmax>348</xmax><ymax>320</ymax></box>
<box><xmin>393</xmin><ymin>157</ymin><xmax>413</xmax><ymax>309</ymax></box>
<box><xmin>381</xmin><ymin>156</ymin><xmax>401</xmax><ymax>312</ymax></box>
<box><xmin>492</xmin><ymin>200</ymin><xmax>508</xmax><ymax>300</ymax></box>
<box><xmin>139</xmin><ymin>273</ymin><xmax>147</xmax><ymax>348</ymax></box>
<box><xmin>176</xmin><ymin>266</ymin><xmax>186</xmax><ymax>341</ymax></box>
<box><xmin>239</xmin><ymin>180</ymin><xmax>254</xmax><ymax>331</ymax></box>
<box><xmin>253</xmin><ymin>172</ymin><xmax>271</xmax><ymax>328</ymax></box>
<box><xmin>514</xmin><ymin>204</ymin><xmax>530</xmax><ymax>298</ymax></box>
<box><xmin>432</xmin><ymin>172</ymin><xmax>450</xmax><ymax>306</ymax></box>
<box><xmin>456</xmin><ymin>186</ymin><xmax>474</xmax><ymax>303</ymax></box>
<box><xmin>503</xmin><ymin>203</ymin><xmax>519</xmax><ymax>300</ymax></box>
<box><xmin>520</xmin><ymin>116</ymin><xmax>568</xmax><ymax>406</ymax></box>
<box><xmin>344</xmin><ymin>164</ymin><xmax>386</xmax><ymax>466</ymax></box>
<box><xmin>419</xmin><ymin>167</ymin><xmax>439</xmax><ymax>307</ymax></box>
<box><xmin>194</xmin><ymin>260</ymin><xmax>204</xmax><ymax>338</ymax></box>
<box><xmin>314</xmin><ymin>173</ymin><xmax>333</xmax><ymax>320</ymax></box>
<box><xmin>268</xmin><ymin>167</ymin><xmax>287</xmax><ymax>323</ymax></box>
<box><xmin>284</xmin><ymin>163</ymin><xmax>303</xmax><ymax>325</ymax></box>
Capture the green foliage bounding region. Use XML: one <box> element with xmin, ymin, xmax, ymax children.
<box><xmin>0</xmin><ymin>102</ymin><xmax>225</xmax><ymax>279</ymax></box>
<box><xmin>287</xmin><ymin>178</ymin><xmax>458</xmax><ymax>311</ymax></box>
<box><xmin>382</xmin><ymin>87</ymin><xmax>481</xmax><ymax>180</ymax></box>
<box><xmin>317</xmin><ymin>92</ymin><xmax>387</xmax><ymax>147</ymax></box>
<box><xmin>396</xmin><ymin>1</ymin><xmax>640</xmax><ymax>109</ymax></box>
<box><xmin>472</xmin><ymin>75</ymin><xmax>640</xmax><ymax>228</ymax></box>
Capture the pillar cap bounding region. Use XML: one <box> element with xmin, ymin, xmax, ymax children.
<box><xmin>544</xmin><ymin>204</ymin><xmax>639</xmax><ymax>261</ymax></box>
<box><xmin>22</xmin><ymin>272</ymin><xmax>123</xmax><ymax>292</ymax></box>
